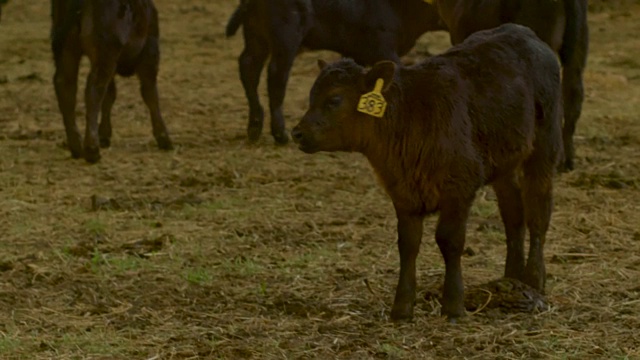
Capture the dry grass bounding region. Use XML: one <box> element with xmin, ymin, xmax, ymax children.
<box><xmin>1</xmin><ymin>1</ymin><xmax>639</xmax><ymax>359</ymax></box>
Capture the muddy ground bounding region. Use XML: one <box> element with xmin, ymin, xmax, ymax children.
<box><xmin>0</xmin><ymin>1</ymin><xmax>639</xmax><ymax>359</ymax></box>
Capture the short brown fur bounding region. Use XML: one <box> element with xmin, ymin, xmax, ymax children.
<box><xmin>292</xmin><ymin>23</ymin><xmax>563</xmax><ymax>321</ymax></box>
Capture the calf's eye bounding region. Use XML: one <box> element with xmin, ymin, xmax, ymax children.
<box><xmin>324</xmin><ymin>95</ymin><xmax>343</xmax><ymax>110</ymax></box>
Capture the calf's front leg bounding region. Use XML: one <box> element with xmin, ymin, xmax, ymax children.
<box><xmin>390</xmin><ymin>212</ymin><xmax>424</xmax><ymax>321</ymax></box>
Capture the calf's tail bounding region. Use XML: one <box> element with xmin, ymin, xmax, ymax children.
<box><xmin>225</xmin><ymin>0</ymin><xmax>250</xmax><ymax>37</ymax></box>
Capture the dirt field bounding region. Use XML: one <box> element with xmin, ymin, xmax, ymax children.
<box><xmin>0</xmin><ymin>1</ymin><xmax>639</xmax><ymax>359</ymax></box>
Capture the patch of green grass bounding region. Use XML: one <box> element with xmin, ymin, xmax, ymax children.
<box><xmin>87</xmin><ymin>250</ymin><xmax>147</xmax><ymax>276</ymax></box>
<box><xmin>184</xmin><ymin>266</ymin><xmax>213</xmax><ymax>285</ymax></box>
<box><xmin>84</xmin><ymin>218</ymin><xmax>107</xmax><ymax>236</ymax></box>
<box><xmin>107</xmin><ymin>255</ymin><xmax>144</xmax><ymax>274</ymax></box>
<box><xmin>88</xmin><ymin>248</ymin><xmax>106</xmax><ymax>273</ymax></box>
<box><xmin>281</xmin><ymin>251</ymin><xmax>318</xmax><ymax>269</ymax></box>
<box><xmin>257</xmin><ymin>281</ymin><xmax>268</xmax><ymax>297</ymax></box>
<box><xmin>59</xmin><ymin>237</ymin><xmax>77</xmax><ymax>256</ymax></box>
<box><xmin>0</xmin><ymin>335</ymin><xmax>23</xmax><ymax>354</ymax></box>
<box><xmin>221</xmin><ymin>257</ymin><xmax>263</xmax><ymax>277</ymax></box>
<box><xmin>377</xmin><ymin>343</ymin><xmax>406</xmax><ymax>359</ymax></box>
<box><xmin>471</xmin><ymin>198</ymin><xmax>498</xmax><ymax>218</ymax></box>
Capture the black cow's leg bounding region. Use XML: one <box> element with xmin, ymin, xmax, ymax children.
<box><xmin>239</xmin><ymin>26</ymin><xmax>269</xmax><ymax>143</ymax></box>
<box><xmin>99</xmin><ymin>79</ymin><xmax>116</xmax><ymax>148</ymax></box>
<box><xmin>84</xmin><ymin>50</ymin><xmax>118</xmax><ymax>163</ymax></box>
<box><xmin>266</xmin><ymin>20</ymin><xmax>304</xmax><ymax>145</ymax></box>
<box><xmin>137</xmin><ymin>36</ymin><xmax>173</xmax><ymax>151</ymax></box>
<box><xmin>53</xmin><ymin>37</ymin><xmax>83</xmax><ymax>158</ymax></box>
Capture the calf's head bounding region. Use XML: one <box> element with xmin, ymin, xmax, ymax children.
<box><xmin>292</xmin><ymin>59</ymin><xmax>396</xmax><ymax>153</ymax></box>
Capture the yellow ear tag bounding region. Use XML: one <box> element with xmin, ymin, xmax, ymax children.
<box><xmin>357</xmin><ymin>78</ymin><xmax>387</xmax><ymax>118</ymax></box>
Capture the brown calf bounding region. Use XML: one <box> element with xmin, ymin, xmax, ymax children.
<box><xmin>225</xmin><ymin>0</ymin><xmax>445</xmax><ymax>145</ymax></box>
<box><xmin>292</xmin><ymin>23</ymin><xmax>563</xmax><ymax>321</ymax></box>
<box><xmin>431</xmin><ymin>0</ymin><xmax>589</xmax><ymax>171</ymax></box>
<box><xmin>51</xmin><ymin>0</ymin><xmax>173</xmax><ymax>163</ymax></box>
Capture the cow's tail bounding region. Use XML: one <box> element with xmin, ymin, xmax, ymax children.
<box><xmin>557</xmin><ymin>0</ymin><xmax>589</xmax><ymax>171</ymax></box>
<box><xmin>559</xmin><ymin>0</ymin><xmax>588</xmax><ymax>70</ymax></box>
<box><xmin>225</xmin><ymin>0</ymin><xmax>250</xmax><ymax>37</ymax></box>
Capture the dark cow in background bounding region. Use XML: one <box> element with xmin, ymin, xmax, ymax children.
<box><xmin>292</xmin><ymin>23</ymin><xmax>563</xmax><ymax>321</ymax></box>
<box><xmin>431</xmin><ymin>0</ymin><xmax>589</xmax><ymax>171</ymax></box>
<box><xmin>0</xmin><ymin>0</ymin><xmax>7</xmax><ymax>22</ymax></box>
<box><xmin>51</xmin><ymin>0</ymin><xmax>173</xmax><ymax>163</ymax></box>
<box><xmin>225</xmin><ymin>0</ymin><xmax>446</xmax><ymax>145</ymax></box>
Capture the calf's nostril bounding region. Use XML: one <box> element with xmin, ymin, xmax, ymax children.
<box><xmin>291</xmin><ymin>127</ymin><xmax>303</xmax><ymax>142</ymax></box>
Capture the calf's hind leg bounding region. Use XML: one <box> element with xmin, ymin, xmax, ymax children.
<box><xmin>521</xmin><ymin>166</ymin><xmax>555</xmax><ymax>293</ymax></box>
<box><xmin>136</xmin><ymin>37</ymin><xmax>173</xmax><ymax>151</ymax></box>
<box><xmin>83</xmin><ymin>58</ymin><xmax>117</xmax><ymax>163</ymax></box>
<box><xmin>492</xmin><ymin>175</ymin><xmax>526</xmax><ymax>280</ymax></box>
<box><xmin>435</xmin><ymin>197</ymin><xmax>473</xmax><ymax>320</ymax></box>
<box><xmin>99</xmin><ymin>80</ymin><xmax>116</xmax><ymax>148</ymax></box>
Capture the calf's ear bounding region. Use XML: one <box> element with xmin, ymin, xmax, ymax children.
<box><xmin>317</xmin><ymin>59</ymin><xmax>328</xmax><ymax>71</ymax></box>
<box><xmin>364</xmin><ymin>61</ymin><xmax>396</xmax><ymax>92</ymax></box>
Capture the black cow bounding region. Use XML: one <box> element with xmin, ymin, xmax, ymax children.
<box><xmin>225</xmin><ymin>0</ymin><xmax>446</xmax><ymax>145</ymax></box>
<box><xmin>51</xmin><ymin>0</ymin><xmax>173</xmax><ymax>163</ymax></box>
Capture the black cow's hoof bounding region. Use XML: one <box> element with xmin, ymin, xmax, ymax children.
<box><xmin>99</xmin><ymin>137</ymin><xmax>111</xmax><ymax>148</ymax></box>
<box><xmin>563</xmin><ymin>158</ymin><xmax>574</xmax><ymax>172</ymax></box>
<box><xmin>447</xmin><ymin>316</ymin><xmax>459</xmax><ymax>324</ymax></box>
<box><xmin>247</xmin><ymin>125</ymin><xmax>262</xmax><ymax>144</ymax></box>
<box><xmin>84</xmin><ymin>147</ymin><xmax>101</xmax><ymax>164</ymax></box>
<box><xmin>70</xmin><ymin>149</ymin><xmax>83</xmax><ymax>159</ymax></box>
<box><xmin>67</xmin><ymin>140</ymin><xmax>84</xmax><ymax>159</ymax></box>
<box><xmin>273</xmin><ymin>131</ymin><xmax>290</xmax><ymax>145</ymax></box>
<box><xmin>390</xmin><ymin>304</ymin><xmax>413</xmax><ymax>322</ymax></box>
<box><xmin>156</xmin><ymin>135</ymin><xmax>174</xmax><ymax>150</ymax></box>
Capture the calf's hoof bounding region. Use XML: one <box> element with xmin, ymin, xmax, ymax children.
<box><xmin>390</xmin><ymin>303</ymin><xmax>414</xmax><ymax>322</ymax></box>
<box><xmin>441</xmin><ymin>303</ymin><xmax>466</xmax><ymax>321</ymax></box>
<box><xmin>522</xmin><ymin>274</ymin><xmax>545</xmax><ymax>295</ymax></box>
<box><xmin>447</xmin><ymin>316</ymin><xmax>460</xmax><ymax>324</ymax></box>
<box><xmin>84</xmin><ymin>146</ymin><xmax>101</xmax><ymax>164</ymax></box>
<box><xmin>156</xmin><ymin>134</ymin><xmax>174</xmax><ymax>151</ymax></box>
<box><xmin>273</xmin><ymin>130</ymin><xmax>290</xmax><ymax>145</ymax></box>
<box><xmin>562</xmin><ymin>158</ymin><xmax>574</xmax><ymax>172</ymax></box>
<box><xmin>66</xmin><ymin>140</ymin><xmax>84</xmax><ymax>159</ymax></box>
<box><xmin>99</xmin><ymin>137</ymin><xmax>111</xmax><ymax>148</ymax></box>
<box><xmin>70</xmin><ymin>148</ymin><xmax>83</xmax><ymax>159</ymax></box>
<box><xmin>247</xmin><ymin>124</ymin><xmax>263</xmax><ymax>144</ymax></box>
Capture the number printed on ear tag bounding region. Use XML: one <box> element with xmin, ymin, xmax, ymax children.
<box><xmin>357</xmin><ymin>78</ymin><xmax>387</xmax><ymax>118</ymax></box>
